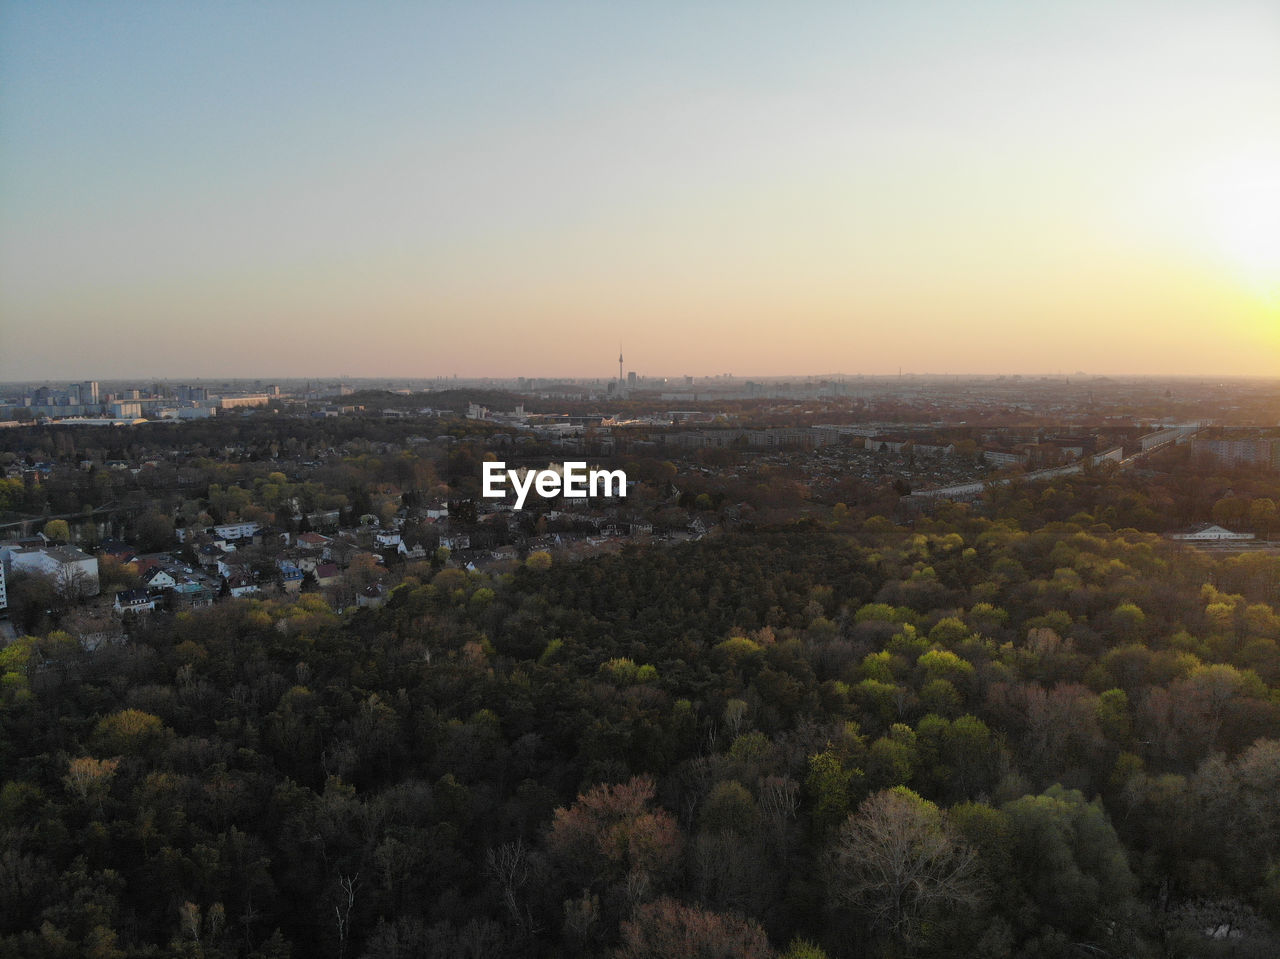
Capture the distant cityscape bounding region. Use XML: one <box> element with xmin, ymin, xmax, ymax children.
<box><xmin>6</xmin><ymin>369</ymin><xmax>1280</xmax><ymax>422</ymax></box>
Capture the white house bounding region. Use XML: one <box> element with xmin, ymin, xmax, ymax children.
<box><xmin>397</xmin><ymin>540</ymin><xmax>427</xmax><ymax>560</ymax></box>
<box><xmin>225</xmin><ymin>572</ymin><xmax>260</xmax><ymax>597</ymax></box>
<box><xmin>293</xmin><ymin>554</ymin><xmax>322</xmax><ymax>574</ymax></box>
<box><xmin>114</xmin><ymin>588</ymin><xmax>155</xmax><ymax>614</ymax></box>
<box><xmin>140</xmin><ymin>566</ymin><xmax>177</xmax><ymax>590</ymax></box>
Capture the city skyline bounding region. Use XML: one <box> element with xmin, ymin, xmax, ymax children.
<box><xmin>2</xmin><ymin>1</ymin><xmax>1277</xmax><ymax>381</ymax></box>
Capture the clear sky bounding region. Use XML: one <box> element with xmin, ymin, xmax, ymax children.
<box><xmin>1</xmin><ymin>1</ymin><xmax>1277</xmax><ymax>381</ymax></box>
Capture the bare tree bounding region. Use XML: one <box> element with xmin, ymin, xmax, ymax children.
<box><xmin>333</xmin><ymin>872</ymin><xmax>358</xmax><ymax>959</ymax></box>
<box><xmin>757</xmin><ymin>775</ymin><xmax>799</xmax><ymax>861</ymax></box>
<box><xmin>53</xmin><ymin>562</ymin><xmax>93</xmax><ymax>603</ymax></box>
<box><xmin>826</xmin><ymin>788</ymin><xmax>983</xmax><ymax>950</ymax></box>
<box><xmin>485</xmin><ymin>837</ymin><xmax>538</xmax><ymax>936</ymax></box>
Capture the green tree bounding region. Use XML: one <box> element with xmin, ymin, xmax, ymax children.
<box><xmin>1002</xmin><ymin>786</ymin><xmax>1138</xmax><ymax>941</ymax></box>
<box><xmin>43</xmin><ymin>518</ymin><xmax>71</xmax><ymax>543</ymax></box>
<box><xmin>806</xmin><ymin>750</ymin><xmax>855</xmax><ymax>837</ymax></box>
<box><xmin>1249</xmin><ymin>497</ymin><xmax>1277</xmax><ymax>536</ymax></box>
<box><xmin>91</xmin><ymin>709</ymin><xmax>168</xmax><ymax>758</ymax></box>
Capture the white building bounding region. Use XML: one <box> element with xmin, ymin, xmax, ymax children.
<box><xmin>225</xmin><ymin>572</ymin><xmax>260</xmax><ymax>597</ymax></box>
<box><xmin>4</xmin><ymin>545</ymin><xmax>100</xmax><ymax>597</ymax></box>
<box><xmin>140</xmin><ymin>567</ymin><xmax>177</xmax><ymax>590</ymax></box>
<box><xmin>114</xmin><ymin>588</ymin><xmax>156</xmax><ymax>614</ymax></box>
<box><xmin>1167</xmin><ymin>524</ymin><xmax>1255</xmax><ymax>542</ymax></box>
<box><xmin>982</xmin><ymin>448</ymin><xmax>1025</xmax><ymax>468</ymax></box>
<box><xmin>398</xmin><ymin>540</ymin><xmax>427</xmax><ymax>560</ymax></box>
<box><xmin>212</xmin><ymin>521</ymin><xmax>261</xmax><ymax>541</ymax></box>
<box><xmin>1139</xmin><ymin>426</ymin><xmax>1196</xmax><ymax>451</ymax></box>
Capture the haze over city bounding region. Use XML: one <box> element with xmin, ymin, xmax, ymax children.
<box><xmin>2</xmin><ymin>1</ymin><xmax>1277</xmax><ymax>381</ymax></box>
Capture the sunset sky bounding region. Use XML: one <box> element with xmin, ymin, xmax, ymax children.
<box><xmin>1</xmin><ymin>1</ymin><xmax>1277</xmax><ymax>381</ymax></box>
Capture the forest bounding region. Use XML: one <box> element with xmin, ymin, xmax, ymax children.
<box><xmin>3</xmin><ymin>444</ymin><xmax>1280</xmax><ymax>957</ymax></box>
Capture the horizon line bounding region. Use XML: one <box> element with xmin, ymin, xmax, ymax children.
<box><xmin>3</xmin><ymin>371</ymin><xmax>1280</xmax><ymax>386</ymax></box>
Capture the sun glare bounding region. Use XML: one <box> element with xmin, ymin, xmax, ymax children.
<box><xmin>1198</xmin><ymin>155</ymin><xmax>1280</xmax><ymax>305</ymax></box>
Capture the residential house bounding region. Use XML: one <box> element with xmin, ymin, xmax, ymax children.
<box><xmin>140</xmin><ymin>566</ymin><xmax>177</xmax><ymax>591</ymax></box>
<box><xmin>314</xmin><ymin>563</ymin><xmax>341</xmax><ymax>587</ymax></box>
<box><xmin>171</xmin><ymin>581</ymin><xmax>216</xmax><ymax>608</ymax></box>
<box><xmin>98</xmin><ymin>538</ymin><xmax>138</xmax><ymax>565</ymax></box>
<box><xmin>397</xmin><ymin>540</ymin><xmax>427</xmax><ymax>561</ymax></box>
<box><xmin>114</xmin><ymin>588</ymin><xmax>155</xmax><ymax>615</ymax></box>
<box><xmin>225</xmin><ymin>572</ymin><xmax>259</xmax><ymax>598</ymax></box>
<box><xmin>293</xmin><ymin>554</ymin><xmax>322</xmax><ymax>574</ymax></box>
<box><xmin>196</xmin><ymin>544</ymin><xmax>226</xmax><ymax>569</ymax></box>
<box><xmin>296</xmin><ymin>532</ymin><xmax>331</xmax><ymax>551</ymax></box>
<box><xmin>356</xmin><ymin>583</ymin><xmax>387</xmax><ymax>608</ymax></box>
<box><xmin>277</xmin><ymin>559</ymin><xmax>305</xmax><ymax>593</ymax></box>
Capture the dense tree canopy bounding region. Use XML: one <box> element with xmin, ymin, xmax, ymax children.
<box><xmin>4</xmin><ymin>453</ymin><xmax>1280</xmax><ymax>957</ymax></box>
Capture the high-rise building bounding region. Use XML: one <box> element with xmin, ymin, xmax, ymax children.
<box><xmin>80</xmin><ymin>381</ymin><xmax>99</xmax><ymax>405</ymax></box>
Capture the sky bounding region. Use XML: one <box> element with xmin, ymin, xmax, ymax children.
<box><xmin>1</xmin><ymin>0</ymin><xmax>1278</xmax><ymax>381</ymax></box>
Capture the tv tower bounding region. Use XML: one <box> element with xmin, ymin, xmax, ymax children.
<box><xmin>618</xmin><ymin>348</ymin><xmax>624</xmax><ymax>387</ymax></box>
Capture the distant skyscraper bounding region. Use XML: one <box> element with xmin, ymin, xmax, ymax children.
<box><xmin>80</xmin><ymin>381</ymin><xmax>98</xmax><ymax>405</ymax></box>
